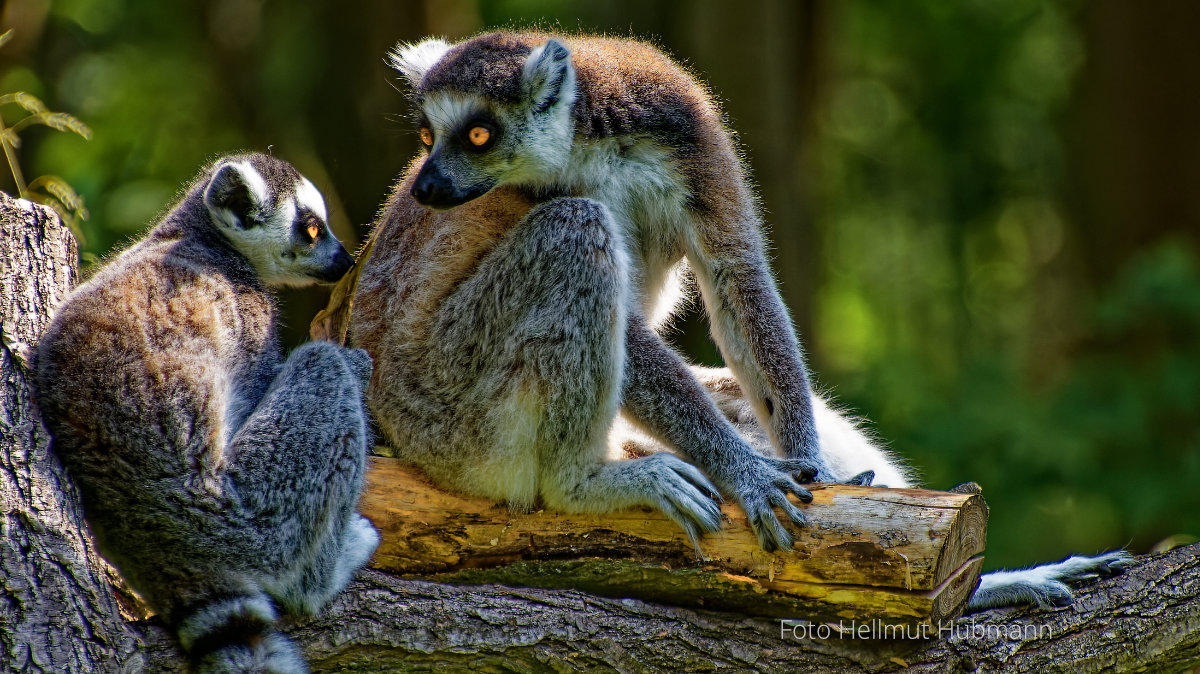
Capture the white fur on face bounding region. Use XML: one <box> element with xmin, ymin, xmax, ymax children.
<box><xmin>294</xmin><ymin>177</ymin><xmax>327</xmax><ymax>222</ymax></box>
<box><xmin>235</xmin><ymin>195</ymin><xmax>300</xmax><ymax>285</ymax></box>
<box><xmin>422</xmin><ymin>90</ymin><xmax>490</xmax><ymax>143</ymax></box>
<box><xmin>389</xmin><ymin>38</ymin><xmax>452</xmax><ymax>86</ymax></box>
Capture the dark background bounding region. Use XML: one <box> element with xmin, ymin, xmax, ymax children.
<box><xmin>4</xmin><ymin>0</ymin><xmax>1198</xmax><ymax>569</ymax></box>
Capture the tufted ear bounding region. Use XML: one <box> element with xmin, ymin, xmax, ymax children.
<box><xmin>388</xmin><ymin>38</ymin><xmax>452</xmax><ymax>87</ymax></box>
<box><xmin>521</xmin><ymin>39</ymin><xmax>575</xmax><ymax>114</ymax></box>
<box><xmin>204</xmin><ymin>161</ymin><xmax>268</xmax><ymax>230</ymax></box>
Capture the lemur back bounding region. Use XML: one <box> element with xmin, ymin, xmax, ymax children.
<box><xmin>35</xmin><ymin>154</ymin><xmax>378</xmax><ymax>674</ymax></box>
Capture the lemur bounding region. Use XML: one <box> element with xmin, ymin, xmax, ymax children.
<box><xmin>353</xmin><ymin>30</ymin><xmax>867</xmax><ymax>553</ymax></box>
<box><xmin>355</xmin><ymin>31</ymin><xmax>1130</xmax><ymax>610</ymax></box>
<box><xmin>35</xmin><ymin>153</ymin><xmax>378</xmax><ymax>673</ymax></box>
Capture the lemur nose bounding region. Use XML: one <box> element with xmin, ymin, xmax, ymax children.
<box><xmin>411</xmin><ymin>159</ymin><xmax>446</xmax><ymax>206</ymax></box>
<box><xmin>412</xmin><ymin>177</ymin><xmax>434</xmax><ymax>204</ymax></box>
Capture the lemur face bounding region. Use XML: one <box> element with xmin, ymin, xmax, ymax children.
<box><xmin>203</xmin><ymin>157</ymin><xmax>353</xmax><ymax>287</ymax></box>
<box><xmin>397</xmin><ymin>37</ymin><xmax>578</xmax><ymax>210</ymax></box>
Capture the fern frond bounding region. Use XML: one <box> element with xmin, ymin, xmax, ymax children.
<box><xmin>29</xmin><ymin>175</ymin><xmax>89</xmax><ymax>219</ymax></box>
<box><xmin>11</xmin><ymin>111</ymin><xmax>93</xmax><ymax>139</ymax></box>
<box><xmin>0</xmin><ymin>92</ymin><xmax>49</xmax><ymax>115</ymax></box>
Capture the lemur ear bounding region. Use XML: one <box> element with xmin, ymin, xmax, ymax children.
<box><xmin>388</xmin><ymin>38</ymin><xmax>452</xmax><ymax>87</ymax></box>
<box><xmin>204</xmin><ymin>161</ymin><xmax>268</xmax><ymax>230</ymax></box>
<box><xmin>522</xmin><ymin>39</ymin><xmax>575</xmax><ymax>114</ymax></box>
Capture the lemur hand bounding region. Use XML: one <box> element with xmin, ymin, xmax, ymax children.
<box><xmin>728</xmin><ymin>455</ymin><xmax>819</xmax><ymax>552</ymax></box>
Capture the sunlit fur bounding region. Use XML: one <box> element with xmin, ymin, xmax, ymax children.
<box><xmin>35</xmin><ymin>154</ymin><xmax>375</xmax><ymax>673</ymax></box>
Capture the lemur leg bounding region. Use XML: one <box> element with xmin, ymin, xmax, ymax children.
<box><xmin>623</xmin><ymin>316</ymin><xmax>820</xmax><ymax>552</ymax></box>
<box><xmin>431</xmin><ymin>198</ymin><xmax>723</xmax><ymax>543</ymax></box>
<box><xmin>690</xmin><ymin>365</ymin><xmax>914</xmax><ymax>488</ymax></box>
<box><xmin>224</xmin><ymin>340</ymin><xmax>377</xmax><ymax>616</ymax></box>
<box><xmin>684</xmin><ymin>212</ymin><xmax>826</xmax><ymax>476</ymax></box>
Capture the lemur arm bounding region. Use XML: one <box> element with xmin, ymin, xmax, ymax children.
<box><xmin>683</xmin><ymin>221</ymin><xmax>827</xmax><ymax>477</ymax></box>
<box><xmin>622</xmin><ymin>314</ymin><xmax>817</xmax><ymax>552</ymax></box>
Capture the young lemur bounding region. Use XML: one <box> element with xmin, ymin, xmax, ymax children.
<box><xmin>35</xmin><ymin>153</ymin><xmax>378</xmax><ymax>673</ymax></box>
<box><xmin>355</xmin><ymin>31</ymin><xmax>1129</xmax><ymax>609</ymax></box>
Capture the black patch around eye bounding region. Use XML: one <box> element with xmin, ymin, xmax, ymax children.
<box><xmin>295</xmin><ymin>213</ymin><xmax>323</xmax><ymax>243</ymax></box>
<box><xmin>458</xmin><ymin>118</ymin><xmax>498</xmax><ymax>152</ymax></box>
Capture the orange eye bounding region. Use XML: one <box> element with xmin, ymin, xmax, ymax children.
<box><xmin>307</xmin><ymin>223</ymin><xmax>320</xmax><ymax>240</ymax></box>
<box><xmin>419</xmin><ymin>127</ymin><xmax>434</xmax><ymax>147</ymax></box>
<box><xmin>468</xmin><ymin>126</ymin><xmax>491</xmax><ymax>146</ymax></box>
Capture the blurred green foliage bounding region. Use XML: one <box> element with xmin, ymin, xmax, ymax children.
<box><xmin>2</xmin><ymin>0</ymin><xmax>1196</xmax><ymax>570</ymax></box>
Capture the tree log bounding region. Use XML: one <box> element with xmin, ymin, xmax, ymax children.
<box><xmin>4</xmin><ymin>194</ymin><xmax>1199</xmax><ymax>673</ymax></box>
<box><xmin>129</xmin><ymin>541</ymin><xmax>1200</xmax><ymax>673</ymax></box>
<box><xmin>361</xmin><ymin>457</ymin><xmax>987</xmax><ymax>627</ymax></box>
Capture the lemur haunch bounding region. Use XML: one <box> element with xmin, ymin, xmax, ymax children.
<box><xmin>35</xmin><ymin>154</ymin><xmax>378</xmax><ymax>674</ymax></box>
<box><xmin>358</xmin><ymin>31</ymin><xmax>1131</xmax><ymax>608</ymax></box>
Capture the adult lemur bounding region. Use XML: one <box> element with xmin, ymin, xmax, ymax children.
<box><xmin>36</xmin><ymin>153</ymin><xmax>378</xmax><ymax>673</ymax></box>
<box><xmin>354</xmin><ymin>31</ymin><xmax>1128</xmax><ymax>607</ymax></box>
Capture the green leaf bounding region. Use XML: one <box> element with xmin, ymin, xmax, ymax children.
<box><xmin>0</xmin><ymin>92</ymin><xmax>49</xmax><ymax>115</ymax></box>
<box><xmin>12</xmin><ymin>111</ymin><xmax>93</xmax><ymax>139</ymax></box>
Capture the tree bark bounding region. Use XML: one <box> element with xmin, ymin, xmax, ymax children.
<box><xmin>130</xmin><ymin>541</ymin><xmax>1200</xmax><ymax>673</ymax></box>
<box><xmin>4</xmin><ymin>194</ymin><xmax>1198</xmax><ymax>673</ymax></box>
<box><xmin>0</xmin><ymin>193</ymin><xmax>145</xmax><ymax>672</ymax></box>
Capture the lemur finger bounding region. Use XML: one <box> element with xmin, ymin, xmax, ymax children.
<box><xmin>665</xmin><ymin>479</ymin><xmax>723</xmax><ymax>533</ymax></box>
<box><xmin>768</xmin><ymin>490</ymin><xmax>808</xmax><ymax>526</ymax></box>
<box><xmin>749</xmin><ymin>504</ymin><xmax>793</xmax><ymax>553</ymax></box>
<box><xmin>657</xmin><ymin>498</ymin><xmax>706</xmax><ymax>548</ymax></box>
<box><xmin>772</xmin><ymin>458</ymin><xmax>820</xmax><ymax>482</ymax></box>
<box><xmin>774</xmin><ymin>475</ymin><xmax>814</xmax><ymax>504</ymax></box>
<box><xmin>668</xmin><ymin>458</ymin><xmax>723</xmax><ymax>501</ymax></box>
<box><xmin>1096</xmin><ymin>550</ymin><xmax>1135</xmax><ymax>575</ymax></box>
<box><xmin>843</xmin><ymin>470</ymin><xmax>875</xmax><ymax>486</ymax></box>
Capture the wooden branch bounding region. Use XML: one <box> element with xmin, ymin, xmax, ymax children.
<box><xmin>362</xmin><ymin>457</ymin><xmax>987</xmax><ymax>627</ymax></box>
<box><xmin>130</xmin><ymin>542</ymin><xmax>1200</xmax><ymax>673</ymax></box>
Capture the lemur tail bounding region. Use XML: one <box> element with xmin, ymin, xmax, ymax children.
<box><xmin>175</xmin><ymin>594</ymin><xmax>308</xmax><ymax>674</ymax></box>
<box><xmin>967</xmin><ymin>550</ymin><xmax>1134</xmax><ymax>611</ymax></box>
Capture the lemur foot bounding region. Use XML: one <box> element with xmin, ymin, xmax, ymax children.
<box><xmin>639</xmin><ymin>453</ymin><xmax>725</xmax><ymax>547</ymax></box>
<box><xmin>967</xmin><ymin>550</ymin><xmax>1134</xmax><ymax>611</ymax></box>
